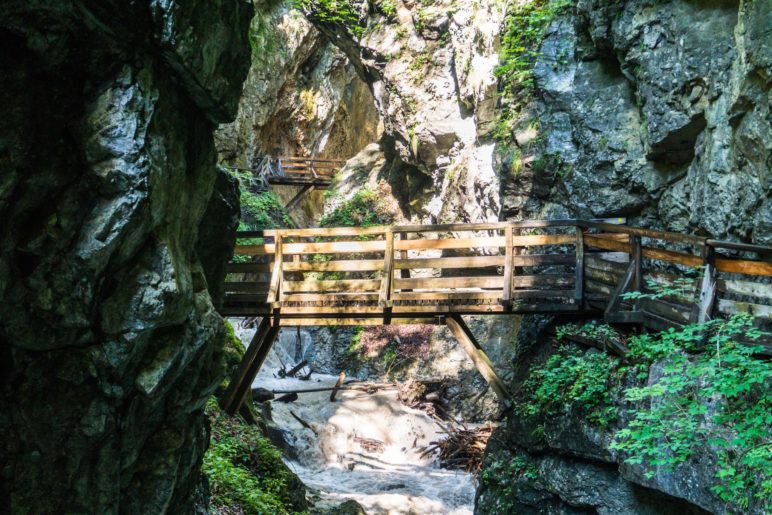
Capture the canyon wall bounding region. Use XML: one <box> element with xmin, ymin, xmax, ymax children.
<box><xmin>0</xmin><ymin>0</ymin><xmax>251</xmax><ymax>511</ymax></box>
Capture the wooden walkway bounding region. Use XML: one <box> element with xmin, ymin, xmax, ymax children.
<box><xmin>233</xmin><ymin>156</ymin><xmax>344</xmax><ymax>187</ymax></box>
<box><xmin>219</xmin><ymin>220</ymin><xmax>772</xmax><ymax>414</ymax></box>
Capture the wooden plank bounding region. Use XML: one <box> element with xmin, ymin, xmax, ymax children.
<box><xmin>579</xmin><ymin>220</ymin><xmax>706</xmax><ymax>246</ymax></box>
<box><xmin>393</xmin><ymin>219</ymin><xmax>578</xmax><ymax>233</ymax></box>
<box><xmin>282</xmin><ymin>240</ymin><xmax>386</xmax><ymax>254</ymax></box>
<box><xmin>513</xmin><ymin>254</ymin><xmax>575</xmax><ymax>267</ymax></box>
<box><xmin>275</xmin><ymin>317</ymin><xmax>441</xmax><ymax>326</ymax></box>
<box><xmin>236</xmin><ymin>243</ymin><xmax>275</xmax><ymax>256</ymax></box>
<box><xmin>393</xmin><ymin>291</ymin><xmax>502</xmax><ymax>301</ymax></box>
<box><xmin>502</xmin><ymin>226</ymin><xmax>513</xmax><ymax>305</ymax></box>
<box><xmin>395</xmin><ymin>236</ymin><xmax>506</xmax><ymax>251</ymax></box>
<box><xmin>642</xmin><ymin>298</ymin><xmax>691</xmax><ymax>324</ymax></box>
<box><xmin>225</xmin><ymin>262</ymin><xmax>273</xmax><ymax>273</ymax></box>
<box><xmin>632</xmin><ymin>235</ymin><xmax>642</xmax><ymax>311</ymax></box>
<box><xmin>224</xmin><ymin>282</ymin><xmax>270</xmax><ymax>293</ymax></box>
<box><xmin>281</xmin><ymin>293</ymin><xmax>380</xmax><ymax>302</ymax></box>
<box><xmin>706</xmin><ymin>239</ymin><xmax>772</xmax><ymax>255</ymax></box>
<box><xmin>219</xmin><ymin>318</ymin><xmax>280</xmax><ymax>415</ymax></box>
<box><xmin>513</xmin><ymin>274</ymin><xmax>574</xmax><ymax>288</ymax></box>
<box><xmin>718</xmin><ymin>279</ymin><xmax>772</xmax><ymax>299</ymax></box>
<box><xmin>284</xmin><ymin>259</ymin><xmax>384</xmax><ymax>272</ymax></box>
<box><xmin>286</xmin><ymin>184</ymin><xmax>313</xmax><ymax>212</ymax></box>
<box><xmin>585</xmin><ymin>266</ymin><xmax>624</xmax><ymax>286</ymax></box>
<box><xmin>394</xmin><ymin>276</ymin><xmax>504</xmax><ymax>290</ymax></box>
<box><xmin>585</xmin><ymin>279</ymin><xmax>613</xmax><ymax>297</ymax></box>
<box><xmin>512</xmin><ymin>234</ymin><xmax>577</xmax><ymax>246</ymax></box>
<box><xmin>691</xmin><ymin>246</ymin><xmax>717</xmax><ymax>324</ymax></box>
<box><xmin>584</xmin><ymin>235</ymin><xmax>631</xmax><ymax>253</ymax></box>
<box><xmin>575</xmin><ymin>226</ymin><xmax>584</xmax><ymax>307</ymax></box>
<box><xmin>266</xmin><ymin>236</ymin><xmax>283</xmax><ymax>304</ymax></box>
<box><xmin>715</xmin><ymin>258</ymin><xmax>772</xmax><ymax>276</ymax></box>
<box><xmin>445</xmin><ymin>315</ymin><xmax>510</xmax><ymax>403</ymax></box>
<box><xmin>283</xmin><ymin>279</ymin><xmax>382</xmax><ymax>293</ymax></box>
<box><xmin>380</xmin><ymin>230</ymin><xmax>395</xmax><ymax>306</ymax></box>
<box><xmin>261</xmin><ymin>226</ymin><xmax>388</xmax><ymax>238</ymax></box>
<box><xmin>395</xmin><ymin>256</ymin><xmax>504</xmax><ymax>270</ymax></box>
<box><xmin>642</xmin><ymin>246</ymin><xmax>702</xmax><ymax>268</ymax></box>
<box><xmin>604</xmin><ymin>260</ymin><xmax>636</xmax><ymax>321</ymax></box>
<box><xmin>717</xmin><ymin>299</ymin><xmax>772</xmax><ymax>319</ymax></box>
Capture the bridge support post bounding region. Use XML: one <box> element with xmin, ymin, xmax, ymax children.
<box><xmin>445</xmin><ymin>314</ymin><xmax>510</xmax><ymax>404</ymax></box>
<box><xmin>219</xmin><ymin>318</ymin><xmax>281</xmax><ymax>416</ymax></box>
<box><xmin>690</xmin><ymin>244</ymin><xmax>717</xmax><ymax>325</ymax></box>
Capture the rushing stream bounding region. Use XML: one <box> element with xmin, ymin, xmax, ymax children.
<box><xmin>233</xmin><ymin>321</ymin><xmax>476</xmax><ymax>514</ymax></box>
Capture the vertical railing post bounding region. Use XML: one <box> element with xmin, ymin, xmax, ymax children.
<box><xmin>631</xmin><ymin>235</ymin><xmax>642</xmax><ymax>310</ymax></box>
<box><xmin>502</xmin><ymin>225</ymin><xmax>513</xmax><ymax>307</ymax></box>
<box><xmin>267</xmin><ymin>233</ymin><xmax>283</xmax><ymax>308</ymax></box>
<box><xmin>380</xmin><ymin>229</ymin><xmax>394</xmax><ymax>308</ymax></box>
<box><xmin>574</xmin><ymin>224</ymin><xmax>584</xmax><ymax>308</ymax></box>
<box><xmin>690</xmin><ymin>243</ymin><xmax>717</xmax><ymax>324</ymax></box>
<box><xmin>398</xmin><ymin>231</ymin><xmax>411</xmax><ymax>291</ymax></box>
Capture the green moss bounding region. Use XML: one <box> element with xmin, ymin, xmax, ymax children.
<box><xmin>320</xmin><ymin>187</ymin><xmax>395</xmax><ymax>228</ymax></box>
<box><xmin>204</xmin><ymin>399</ymin><xmax>308</xmax><ymax>515</ymax></box>
<box><xmin>222</xmin><ymin>321</ymin><xmax>246</xmax><ymax>380</ymax></box>
<box><xmin>293</xmin><ymin>0</ymin><xmax>364</xmax><ymax>37</ymax></box>
<box><xmin>494</xmin><ymin>0</ymin><xmax>571</xmax><ymax>141</ymax></box>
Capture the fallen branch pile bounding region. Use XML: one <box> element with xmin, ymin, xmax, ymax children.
<box><xmin>420</xmin><ymin>422</ymin><xmax>494</xmax><ymax>473</ymax></box>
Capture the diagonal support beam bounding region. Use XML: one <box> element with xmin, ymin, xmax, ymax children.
<box><xmin>286</xmin><ymin>184</ymin><xmax>314</xmax><ymax>212</ymax></box>
<box><xmin>445</xmin><ymin>314</ymin><xmax>510</xmax><ymax>403</ymax></box>
<box><xmin>219</xmin><ymin>318</ymin><xmax>281</xmax><ymax>415</ymax></box>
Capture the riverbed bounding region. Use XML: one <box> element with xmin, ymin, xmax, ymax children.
<box><xmin>233</xmin><ymin>322</ymin><xmax>476</xmax><ymax>515</ymax></box>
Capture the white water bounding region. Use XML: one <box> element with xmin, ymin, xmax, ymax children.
<box><xmin>233</xmin><ymin>322</ymin><xmax>476</xmax><ymax>515</ymax></box>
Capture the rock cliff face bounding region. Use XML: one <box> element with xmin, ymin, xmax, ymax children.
<box><xmin>503</xmin><ymin>0</ymin><xmax>771</xmax><ymax>244</ymax></box>
<box><xmin>216</xmin><ymin>0</ymin><xmax>380</xmax><ymax>226</ymax></box>
<box><xmin>0</xmin><ymin>0</ymin><xmax>251</xmax><ymax>511</ymax></box>
<box><xmin>299</xmin><ymin>0</ymin><xmax>506</xmax><ymax>223</ymax></box>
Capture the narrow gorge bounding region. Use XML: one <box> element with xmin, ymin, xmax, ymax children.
<box><xmin>1</xmin><ymin>0</ymin><xmax>770</xmax><ymax>514</ymax></box>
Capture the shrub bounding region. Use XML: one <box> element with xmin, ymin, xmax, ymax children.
<box><xmin>203</xmin><ymin>399</ymin><xmax>307</xmax><ymax>514</ymax></box>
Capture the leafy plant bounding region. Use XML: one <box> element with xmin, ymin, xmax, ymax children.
<box><xmin>515</xmin><ymin>345</ymin><xmax>620</xmax><ymax>428</ymax></box>
<box><xmin>613</xmin><ymin>314</ymin><xmax>771</xmax><ymax>511</ymax></box>
<box><xmin>203</xmin><ymin>399</ymin><xmax>307</xmax><ymax>514</ymax></box>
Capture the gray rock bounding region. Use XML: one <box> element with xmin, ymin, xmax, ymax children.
<box><xmin>0</xmin><ymin>0</ymin><xmax>249</xmax><ymax>511</ymax></box>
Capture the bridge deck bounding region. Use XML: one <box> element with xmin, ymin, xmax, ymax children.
<box><xmin>223</xmin><ymin>220</ymin><xmax>772</xmax><ymax>325</ymax></box>
<box><xmin>218</xmin><ymin>219</ymin><xmax>772</xmax><ymax>414</ymax></box>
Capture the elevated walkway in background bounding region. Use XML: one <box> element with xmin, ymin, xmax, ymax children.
<box><xmin>230</xmin><ymin>155</ymin><xmax>346</xmax><ymax>212</ymax></box>
<box><xmin>218</xmin><ymin>219</ymin><xmax>772</xmax><ymax>415</ymax></box>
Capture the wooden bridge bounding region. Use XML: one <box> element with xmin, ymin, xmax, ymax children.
<box><xmin>230</xmin><ymin>156</ymin><xmax>346</xmax><ymax>212</ymax></box>
<box><xmin>219</xmin><ymin>220</ymin><xmax>772</xmax><ymax>414</ymax></box>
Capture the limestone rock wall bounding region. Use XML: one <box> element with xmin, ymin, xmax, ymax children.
<box><xmin>0</xmin><ymin>0</ymin><xmax>251</xmax><ymax>511</ymax></box>
<box><xmin>299</xmin><ymin>0</ymin><xmax>505</xmax><ymax>223</ymax></box>
<box><xmin>503</xmin><ymin>0</ymin><xmax>771</xmax><ymax>244</ymax></box>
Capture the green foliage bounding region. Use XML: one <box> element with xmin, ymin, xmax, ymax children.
<box><xmin>319</xmin><ymin>187</ymin><xmax>395</xmax><ymax>228</ymax></box>
<box><xmin>293</xmin><ymin>0</ymin><xmax>364</xmax><ymax>37</ymax></box>
<box><xmin>621</xmin><ymin>276</ymin><xmax>697</xmax><ymax>303</ymax></box>
<box><xmin>516</xmin><ymin>345</ymin><xmax>620</xmax><ymax>428</ymax></box>
<box><xmin>613</xmin><ymin>315</ymin><xmax>771</xmax><ymax>511</ymax></box>
<box><xmin>376</xmin><ymin>0</ymin><xmax>397</xmax><ymax>17</ymax></box>
<box><xmin>221</xmin><ymin>321</ymin><xmax>247</xmax><ymax>382</ymax></box>
<box><xmin>494</xmin><ymin>0</ymin><xmax>571</xmax><ymax>140</ymax></box>
<box><xmin>203</xmin><ymin>399</ymin><xmax>306</xmax><ymax>514</ymax></box>
<box><xmin>249</xmin><ymin>5</ymin><xmax>280</xmax><ymax>63</ymax></box>
<box><xmin>555</xmin><ymin>320</ymin><xmax>619</xmax><ymax>343</ymax></box>
<box><xmin>481</xmin><ymin>454</ymin><xmax>540</xmax><ymax>514</ymax></box>
<box><xmin>511</xmin><ymin>312</ymin><xmax>771</xmax><ymax>511</ymax></box>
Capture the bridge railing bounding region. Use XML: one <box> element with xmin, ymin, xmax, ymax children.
<box><xmin>223</xmin><ymin>221</ymin><xmax>772</xmax><ymax>334</ymax></box>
